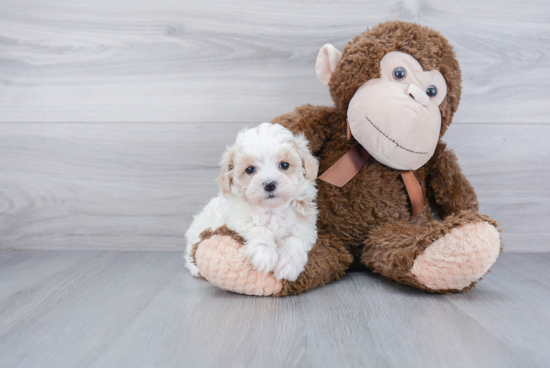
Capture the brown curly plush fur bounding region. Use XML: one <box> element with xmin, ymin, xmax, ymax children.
<box><xmin>362</xmin><ymin>211</ymin><xmax>500</xmax><ymax>294</ymax></box>
<box><xmin>266</xmin><ymin>21</ymin><xmax>499</xmax><ymax>295</ymax></box>
<box><xmin>194</xmin><ymin>21</ymin><xmax>500</xmax><ymax>295</ymax></box>
<box><xmin>330</xmin><ymin>21</ymin><xmax>462</xmax><ymax>137</ymax></box>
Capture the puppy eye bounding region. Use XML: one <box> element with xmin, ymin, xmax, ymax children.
<box><xmin>426</xmin><ymin>85</ymin><xmax>437</xmax><ymax>98</ymax></box>
<box><xmin>392</xmin><ymin>67</ymin><xmax>407</xmax><ymax>81</ymax></box>
<box><xmin>245</xmin><ymin>166</ymin><xmax>255</xmax><ymax>174</ymax></box>
<box><xmin>279</xmin><ymin>162</ymin><xmax>290</xmax><ymax>170</ymax></box>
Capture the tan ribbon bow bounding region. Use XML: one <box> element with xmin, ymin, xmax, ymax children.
<box><xmin>318</xmin><ymin>119</ymin><xmax>424</xmax><ymax>218</ymax></box>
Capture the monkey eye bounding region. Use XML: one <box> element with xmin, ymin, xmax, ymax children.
<box><xmin>245</xmin><ymin>166</ymin><xmax>256</xmax><ymax>174</ymax></box>
<box><xmin>279</xmin><ymin>162</ymin><xmax>290</xmax><ymax>170</ymax></box>
<box><xmin>426</xmin><ymin>85</ymin><xmax>437</xmax><ymax>98</ymax></box>
<box><xmin>392</xmin><ymin>67</ymin><xmax>407</xmax><ymax>81</ymax></box>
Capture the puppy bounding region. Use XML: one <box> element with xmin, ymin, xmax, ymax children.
<box><xmin>185</xmin><ymin>123</ymin><xmax>319</xmax><ymax>281</ymax></box>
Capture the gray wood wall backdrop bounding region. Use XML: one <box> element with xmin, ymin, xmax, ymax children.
<box><xmin>0</xmin><ymin>0</ymin><xmax>549</xmax><ymax>251</ymax></box>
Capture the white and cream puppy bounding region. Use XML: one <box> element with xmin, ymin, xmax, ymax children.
<box><xmin>185</xmin><ymin>123</ymin><xmax>319</xmax><ymax>281</ymax></box>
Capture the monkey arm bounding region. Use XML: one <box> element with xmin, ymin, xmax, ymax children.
<box><xmin>191</xmin><ymin>226</ymin><xmax>353</xmax><ymax>296</ymax></box>
<box><xmin>271</xmin><ymin>104</ymin><xmax>344</xmax><ymax>155</ymax></box>
<box><xmin>426</xmin><ymin>141</ymin><xmax>479</xmax><ymax>219</ymax></box>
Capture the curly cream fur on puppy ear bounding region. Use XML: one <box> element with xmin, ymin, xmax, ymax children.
<box><xmin>294</xmin><ymin>134</ymin><xmax>319</xmax><ymax>181</ymax></box>
<box><xmin>216</xmin><ymin>145</ymin><xmax>237</xmax><ymax>195</ymax></box>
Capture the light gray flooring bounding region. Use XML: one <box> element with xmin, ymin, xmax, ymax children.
<box><xmin>1</xmin><ymin>251</ymin><xmax>549</xmax><ymax>368</ymax></box>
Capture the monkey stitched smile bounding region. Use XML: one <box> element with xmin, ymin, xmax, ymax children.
<box><xmin>365</xmin><ymin>115</ymin><xmax>428</xmax><ymax>155</ymax></box>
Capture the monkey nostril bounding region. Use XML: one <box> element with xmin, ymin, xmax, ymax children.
<box><xmin>407</xmin><ymin>84</ymin><xmax>429</xmax><ymax>106</ymax></box>
<box><xmin>263</xmin><ymin>181</ymin><xmax>277</xmax><ymax>192</ymax></box>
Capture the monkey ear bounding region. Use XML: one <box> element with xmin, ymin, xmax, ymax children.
<box><xmin>315</xmin><ymin>44</ymin><xmax>342</xmax><ymax>86</ymax></box>
<box><xmin>216</xmin><ymin>145</ymin><xmax>237</xmax><ymax>195</ymax></box>
<box><xmin>294</xmin><ymin>134</ymin><xmax>319</xmax><ymax>182</ymax></box>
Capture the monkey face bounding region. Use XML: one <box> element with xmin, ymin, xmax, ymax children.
<box><xmin>347</xmin><ymin>52</ymin><xmax>448</xmax><ymax>170</ymax></box>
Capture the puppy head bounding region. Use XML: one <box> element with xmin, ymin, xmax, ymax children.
<box><xmin>217</xmin><ymin>123</ymin><xmax>319</xmax><ymax>208</ymax></box>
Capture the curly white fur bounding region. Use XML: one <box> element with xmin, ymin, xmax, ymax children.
<box><xmin>185</xmin><ymin>123</ymin><xmax>319</xmax><ymax>281</ymax></box>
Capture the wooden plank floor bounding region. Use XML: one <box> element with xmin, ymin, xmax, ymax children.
<box><xmin>0</xmin><ymin>251</ymin><xmax>548</xmax><ymax>368</ymax></box>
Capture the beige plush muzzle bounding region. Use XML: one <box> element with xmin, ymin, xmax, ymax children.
<box><xmin>347</xmin><ymin>51</ymin><xmax>448</xmax><ymax>171</ymax></box>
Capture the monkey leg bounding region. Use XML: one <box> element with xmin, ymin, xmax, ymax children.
<box><xmin>361</xmin><ymin>211</ymin><xmax>501</xmax><ymax>293</ymax></box>
<box><xmin>190</xmin><ymin>226</ymin><xmax>353</xmax><ymax>296</ymax></box>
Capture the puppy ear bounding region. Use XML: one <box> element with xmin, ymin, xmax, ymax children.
<box><xmin>216</xmin><ymin>145</ymin><xmax>237</xmax><ymax>195</ymax></box>
<box><xmin>294</xmin><ymin>135</ymin><xmax>319</xmax><ymax>182</ymax></box>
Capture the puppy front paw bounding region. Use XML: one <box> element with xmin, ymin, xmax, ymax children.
<box><xmin>244</xmin><ymin>239</ymin><xmax>278</xmax><ymax>274</ymax></box>
<box><xmin>273</xmin><ymin>245</ymin><xmax>307</xmax><ymax>282</ymax></box>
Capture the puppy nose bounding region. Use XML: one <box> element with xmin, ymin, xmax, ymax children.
<box><xmin>407</xmin><ymin>84</ymin><xmax>429</xmax><ymax>106</ymax></box>
<box><xmin>263</xmin><ymin>181</ymin><xmax>277</xmax><ymax>192</ymax></box>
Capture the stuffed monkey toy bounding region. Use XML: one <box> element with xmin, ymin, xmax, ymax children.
<box><xmin>189</xmin><ymin>21</ymin><xmax>501</xmax><ymax>296</ymax></box>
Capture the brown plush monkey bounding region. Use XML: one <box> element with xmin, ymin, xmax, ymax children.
<box><xmin>189</xmin><ymin>21</ymin><xmax>501</xmax><ymax>296</ymax></box>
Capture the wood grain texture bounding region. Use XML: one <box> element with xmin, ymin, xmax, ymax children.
<box><xmin>0</xmin><ymin>0</ymin><xmax>549</xmax><ymax>123</ymax></box>
<box><xmin>0</xmin><ymin>251</ymin><xmax>549</xmax><ymax>368</ymax></box>
<box><xmin>0</xmin><ymin>122</ymin><xmax>548</xmax><ymax>252</ymax></box>
<box><xmin>0</xmin><ymin>251</ymin><xmax>183</xmax><ymax>368</ymax></box>
<box><xmin>0</xmin><ymin>250</ymin><xmax>94</xmax><ymax>299</ymax></box>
